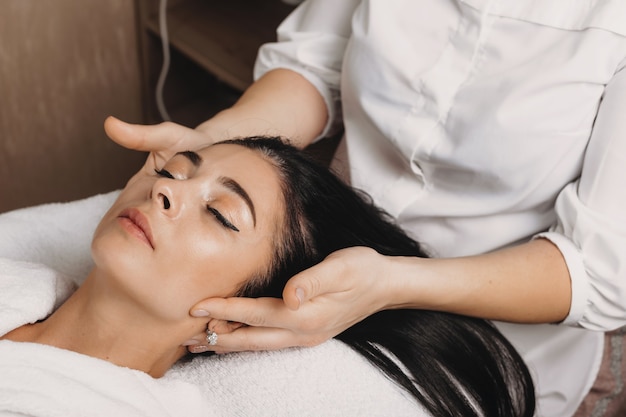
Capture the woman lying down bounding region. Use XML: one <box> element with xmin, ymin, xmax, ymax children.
<box><xmin>0</xmin><ymin>137</ymin><xmax>535</xmax><ymax>417</ymax></box>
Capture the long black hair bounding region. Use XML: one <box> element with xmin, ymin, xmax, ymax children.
<box><xmin>222</xmin><ymin>137</ymin><xmax>535</xmax><ymax>417</ymax></box>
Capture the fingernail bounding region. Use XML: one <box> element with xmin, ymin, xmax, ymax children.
<box><xmin>295</xmin><ymin>288</ymin><xmax>304</xmax><ymax>305</ymax></box>
<box><xmin>182</xmin><ymin>339</ymin><xmax>199</xmax><ymax>346</ymax></box>
<box><xmin>190</xmin><ymin>345</ymin><xmax>210</xmax><ymax>353</ymax></box>
<box><xmin>191</xmin><ymin>309</ymin><xmax>209</xmax><ymax>317</ymax></box>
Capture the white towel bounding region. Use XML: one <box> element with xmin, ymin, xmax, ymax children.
<box><xmin>0</xmin><ymin>258</ymin><xmax>75</xmax><ymax>337</ymax></box>
<box><xmin>0</xmin><ymin>191</ymin><xmax>118</xmax><ymax>285</ymax></box>
<box><xmin>167</xmin><ymin>340</ymin><xmax>424</xmax><ymax>417</ymax></box>
<box><xmin>0</xmin><ymin>340</ymin><xmax>209</xmax><ymax>417</ymax></box>
<box><xmin>0</xmin><ymin>193</ymin><xmax>425</xmax><ymax>417</ymax></box>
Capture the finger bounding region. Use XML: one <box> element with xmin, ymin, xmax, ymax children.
<box><xmin>221</xmin><ymin>325</ymin><xmax>330</xmax><ymax>351</ymax></box>
<box><xmin>182</xmin><ymin>328</ymin><xmax>208</xmax><ymax>349</ymax></box>
<box><xmin>191</xmin><ymin>297</ymin><xmax>293</xmax><ymax>328</ymax></box>
<box><xmin>104</xmin><ymin>116</ymin><xmax>208</xmax><ymax>153</ymax></box>
<box><xmin>190</xmin><ymin>326</ymin><xmax>303</xmax><ymax>353</ymax></box>
<box><xmin>208</xmin><ymin>318</ymin><xmax>244</xmax><ymax>334</ymax></box>
<box><xmin>186</xmin><ymin>321</ymin><xmax>246</xmax><ymax>353</ymax></box>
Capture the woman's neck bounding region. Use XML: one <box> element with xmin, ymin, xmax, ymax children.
<box><xmin>3</xmin><ymin>270</ymin><xmax>207</xmax><ymax>378</ymax></box>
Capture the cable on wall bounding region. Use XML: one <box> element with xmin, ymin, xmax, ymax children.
<box><xmin>156</xmin><ymin>0</ymin><xmax>171</xmax><ymax>121</ymax></box>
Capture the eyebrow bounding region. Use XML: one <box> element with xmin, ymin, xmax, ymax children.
<box><xmin>177</xmin><ymin>150</ymin><xmax>257</xmax><ymax>227</ymax></box>
<box><xmin>219</xmin><ymin>176</ymin><xmax>257</xmax><ymax>227</ymax></box>
<box><xmin>177</xmin><ymin>150</ymin><xmax>202</xmax><ymax>167</ymax></box>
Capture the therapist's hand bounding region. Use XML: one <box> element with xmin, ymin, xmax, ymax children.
<box><xmin>104</xmin><ymin>116</ymin><xmax>215</xmax><ymax>171</ymax></box>
<box><xmin>187</xmin><ymin>247</ymin><xmax>394</xmax><ymax>353</ymax></box>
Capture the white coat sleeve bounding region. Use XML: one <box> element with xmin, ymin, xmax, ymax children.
<box><xmin>539</xmin><ymin>61</ymin><xmax>626</xmax><ymax>331</ymax></box>
<box><xmin>253</xmin><ymin>0</ymin><xmax>360</xmax><ymax>139</ymax></box>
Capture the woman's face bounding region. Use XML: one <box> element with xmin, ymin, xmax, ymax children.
<box><xmin>92</xmin><ymin>143</ymin><xmax>283</xmax><ymax>321</ymax></box>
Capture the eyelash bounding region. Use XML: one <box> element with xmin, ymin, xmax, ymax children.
<box><xmin>206</xmin><ymin>207</ymin><xmax>240</xmax><ymax>232</ymax></box>
<box><xmin>154</xmin><ymin>168</ymin><xmax>239</xmax><ymax>232</ymax></box>
<box><xmin>154</xmin><ymin>168</ymin><xmax>174</xmax><ymax>179</ymax></box>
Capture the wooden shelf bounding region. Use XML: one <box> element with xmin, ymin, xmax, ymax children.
<box><xmin>144</xmin><ymin>0</ymin><xmax>295</xmax><ymax>92</ymax></box>
<box><xmin>137</xmin><ymin>0</ymin><xmax>339</xmax><ymax>164</ymax></box>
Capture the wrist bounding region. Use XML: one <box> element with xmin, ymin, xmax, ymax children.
<box><xmin>385</xmin><ymin>255</ymin><xmax>429</xmax><ymax>311</ymax></box>
<box><xmin>195</xmin><ymin>107</ymin><xmax>291</xmax><ymax>145</ymax></box>
<box><xmin>384</xmin><ymin>256</ymin><xmax>461</xmax><ymax>313</ymax></box>
<box><xmin>195</xmin><ymin>109</ymin><xmax>238</xmax><ymax>142</ymax></box>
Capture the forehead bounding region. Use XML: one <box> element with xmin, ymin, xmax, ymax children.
<box><xmin>196</xmin><ymin>143</ymin><xmax>278</xmax><ymax>183</ymax></box>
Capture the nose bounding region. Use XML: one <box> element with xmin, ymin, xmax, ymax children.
<box><xmin>151</xmin><ymin>178</ymin><xmax>181</xmax><ymax>216</ymax></box>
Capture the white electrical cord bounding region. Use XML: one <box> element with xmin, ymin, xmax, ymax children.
<box><xmin>156</xmin><ymin>0</ymin><xmax>171</xmax><ymax>121</ymax></box>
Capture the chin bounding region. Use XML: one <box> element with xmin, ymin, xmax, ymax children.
<box><xmin>91</xmin><ymin>230</ymin><xmax>148</xmax><ymax>279</ymax></box>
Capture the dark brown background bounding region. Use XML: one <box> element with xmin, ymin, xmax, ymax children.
<box><xmin>0</xmin><ymin>0</ymin><xmax>330</xmax><ymax>215</ymax></box>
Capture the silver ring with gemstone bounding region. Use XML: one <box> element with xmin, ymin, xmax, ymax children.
<box><xmin>206</xmin><ymin>329</ymin><xmax>218</xmax><ymax>346</ymax></box>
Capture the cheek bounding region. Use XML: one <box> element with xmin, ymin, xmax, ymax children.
<box><xmin>168</xmin><ymin>248</ymin><xmax>246</xmax><ymax>298</ymax></box>
<box><xmin>171</xmin><ymin>238</ymin><xmax>273</xmax><ymax>300</ymax></box>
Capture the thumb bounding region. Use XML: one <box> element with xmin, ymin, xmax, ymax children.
<box><xmin>283</xmin><ymin>266</ymin><xmax>325</xmax><ymax>311</ymax></box>
<box><xmin>104</xmin><ymin>116</ymin><xmax>208</xmax><ymax>153</ymax></box>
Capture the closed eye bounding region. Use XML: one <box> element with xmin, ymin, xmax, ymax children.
<box><xmin>207</xmin><ymin>206</ymin><xmax>240</xmax><ymax>232</ymax></box>
<box><xmin>154</xmin><ymin>168</ymin><xmax>175</xmax><ymax>179</ymax></box>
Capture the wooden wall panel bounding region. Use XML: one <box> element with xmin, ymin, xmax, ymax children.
<box><xmin>0</xmin><ymin>0</ymin><xmax>146</xmax><ymax>213</ymax></box>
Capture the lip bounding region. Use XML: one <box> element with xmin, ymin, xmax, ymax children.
<box><xmin>117</xmin><ymin>208</ymin><xmax>155</xmax><ymax>249</ymax></box>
